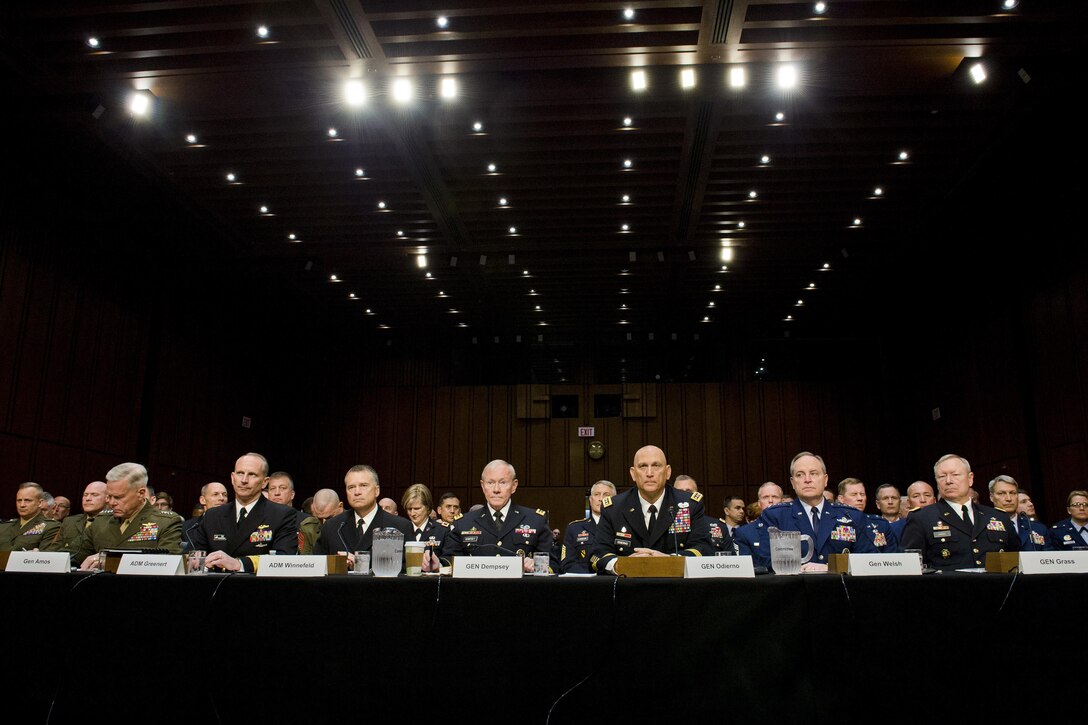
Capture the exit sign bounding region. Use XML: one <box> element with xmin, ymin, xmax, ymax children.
<box><xmin>577</xmin><ymin>426</ymin><xmax>595</xmax><ymax>438</ymax></box>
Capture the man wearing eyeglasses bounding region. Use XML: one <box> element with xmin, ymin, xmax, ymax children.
<box><xmin>441</xmin><ymin>459</ymin><xmax>551</xmax><ymax>573</ymax></box>
<box><xmin>1048</xmin><ymin>490</ymin><xmax>1088</xmax><ymax>550</ymax></box>
<box><xmin>900</xmin><ymin>454</ymin><xmax>1018</xmax><ymax>570</ymax></box>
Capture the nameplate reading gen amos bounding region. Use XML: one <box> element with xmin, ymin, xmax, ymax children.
<box><xmin>4</xmin><ymin>551</ymin><xmax>70</xmax><ymax>573</ymax></box>
<box><xmin>117</xmin><ymin>554</ymin><xmax>185</xmax><ymax>576</ymax></box>
<box><xmin>452</xmin><ymin>556</ymin><xmax>523</xmax><ymax>579</ymax></box>
<box><xmin>257</xmin><ymin>555</ymin><xmax>328</xmax><ymax>577</ymax></box>
<box><xmin>684</xmin><ymin>556</ymin><xmax>755</xmax><ymax>578</ymax></box>
<box><xmin>848</xmin><ymin>553</ymin><xmax>922</xmax><ymax>576</ymax></box>
<box><xmin>1018</xmin><ymin>551</ymin><xmax>1088</xmax><ymax>575</ymax></box>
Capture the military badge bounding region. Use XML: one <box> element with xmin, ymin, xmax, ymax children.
<box><xmin>576</xmin><ymin>530</ymin><xmax>591</xmax><ymax>543</ymax></box>
<box><xmin>24</xmin><ymin>522</ymin><xmax>47</xmax><ymax>535</ymax></box>
<box><xmin>871</xmin><ymin>531</ymin><xmax>887</xmax><ymax>548</ymax></box>
<box><xmin>985</xmin><ymin>518</ymin><xmax>1006</xmax><ymax>532</ymax></box>
<box><xmin>830</xmin><ymin>525</ymin><xmax>856</xmax><ymax>542</ymax></box>
<box><xmin>1030</xmin><ymin>531</ymin><xmax>1046</xmax><ymax>546</ymax></box>
<box><xmin>249</xmin><ymin>525</ymin><xmax>273</xmax><ymax>543</ymax></box>
<box><xmin>515</xmin><ymin>525</ymin><xmax>536</xmax><ymax>536</ymax></box>
<box><xmin>941</xmin><ymin>548</ymin><xmax>951</xmax><ymax>558</ymax></box>
<box><xmin>128</xmin><ymin>522</ymin><xmax>159</xmax><ymax>542</ymax></box>
<box><xmin>690</xmin><ymin>491</ymin><xmax>703</xmax><ymax>502</ymax></box>
<box><xmin>709</xmin><ymin>523</ymin><xmax>724</xmax><ymax>540</ymax></box>
<box><xmin>561</xmin><ymin>545</ymin><xmax>567</xmax><ymax>559</ymax></box>
<box><xmin>668</xmin><ymin>506</ymin><xmax>691</xmax><ymax>534</ymax></box>
<box><xmin>836</xmin><ymin>516</ymin><xmax>852</xmax><ymax>524</ymax></box>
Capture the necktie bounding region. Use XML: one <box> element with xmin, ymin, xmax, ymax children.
<box><xmin>647</xmin><ymin>504</ymin><xmax>658</xmax><ymax>532</ymax></box>
<box><xmin>961</xmin><ymin>505</ymin><xmax>972</xmax><ymax>528</ymax></box>
<box><xmin>1080</xmin><ymin>527</ymin><xmax>1088</xmax><ymax>545</ymax></box>
<box><xmin>415</xmin><ymin>528</ymin><xmax>423</xmax><ymax>541</ymax></box>
<box><xmin>84</xmin><ymin>516</ymin><xmax>94</xmax><ymax>529</ymax></box>
<box><xmin>357</xmin><ymin>519</ymin><xmax>366</xmax><ymax>543</ymax></box>
<box><xmin>493</xmin><ymin>510</ymin><xmax>503</xmax><ymax>530</ymax></box>
<box><xmin>811</xmin><ymin>506</ymin><xmax>820</xmax><ymax>533</ymax></box>
<box><xmin>238</xmin><ymin>507</ymin><xmax>247</xmax><ymax>524</ymax></box>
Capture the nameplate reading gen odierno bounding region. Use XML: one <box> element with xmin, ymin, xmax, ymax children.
<box><xmin>684</xmin><ymin>556</ymin><xmax>755</xmax><ymax>578</ymax></box>
<box><xmin>4</xmin><ymin>551</ymin><xmax>70</xmax><ymax>573</ymax></box>
<box><xmin>257</xmin><ymin>555</ymin><xmax>328</xmax><ymax>577</ymax></box>
<box><xmin>848</xmin><ymin>553</ymin><xmax>922</xmax><ymax>576</ymax></box>
<box><xmin>452</xmin><ymin>556</ymin><xmax>523</xmax><ymax>579</ymax></box>
<box><xmin>116</xmin><ymin>554</ymin><xmax>185</xmax><ymax>576</ymax></box>
<box><xmin>1018</xmin><ymin>551</ymin><xmax>1088</xmax><ymax>575</ymax></box>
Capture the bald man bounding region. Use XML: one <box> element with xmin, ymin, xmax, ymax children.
<box><xmin>590</xmin><ymin>445</ymin><xmax>713</xmax><ymax>574</ymax></box>
<box><xmin>43</xmin><ymin>481</ymin><xmax>108</xmax><ymax>553</ymax></box>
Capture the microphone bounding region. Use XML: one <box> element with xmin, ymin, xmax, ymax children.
<box><xmin>668</xmin><ymin>504</ymin><xmax>679</xmax><ymax>555</ymax></box>
<box><xmin>183</xmin><ymin>520</ymin><xmax>201</xmax><ymax>553</ymax></box>
<box><xmin>337</xmin><ymin>520</ymin><xmax>349</xmax><ymax>553</ymax></box>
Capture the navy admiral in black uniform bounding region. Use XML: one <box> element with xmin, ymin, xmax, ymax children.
<box><xmin>315</xmin><ymin>465</ymin><xmax>413</xmax><ymax>559</ymax></box>
<box><xmin>759</xmin><ymin>453</ymin><xmax>876</xmax><ymax>570</ymax></box>
<box><xmin>401</xmin><ymin>483</ymin><xmax>450</xmax><ymax>548</ymax></box>
<box><xmin>988</xmin><ymin>475</ymin><xmax>1049</xmax><ymax>550</ymax></box>
<box><xmin>441</xmin><ymin>459</ymin><xmax>552</xmax><ymax>572</ymax></box>
<box><xmin>901</xmin><ymin>454</ymin><xmax>1019</xmax><ymax>570</ymax></box>
<box><xmin>559</xmin><ymin>479</ymin><xmax>615</xmax><ymax>573</ymax></box>
<box><xmin>194</xmin><ymin>452</ymin><xmax>299</xmax><ymax>572</ymax></box>
<box><xmin>590</xmin><ymin>445</ymin><xmax>713</xmax><ymax>574</ymax></box>
<box><xmin>1049</xmin><ymin>489</ymin><xmax>1088</xmax><ymax>551</ymax></box>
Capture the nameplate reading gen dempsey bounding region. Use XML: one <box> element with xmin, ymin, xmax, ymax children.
<box><xmin>4</xmin><ymin>551</ymin><xmax>71</xmax><ymax>573</ymax></box>
<box><xmin>847</xmin><ymin>553</ymin><xmax>922</xmax><ymax>576</ymax></box>
<box><xmin>117</xmin><ymin>554</ymin><xmax>185</xmax><ymax>576</ymax></box>
<box><xmin>684</xmin><ymin>555</ymin><xmax>755</xmax><ymax>578</ymax></box>
<box><xmin>257</xmin><ymin>555</ymin><xmax>328</xmax><ymax>577</ymax></box>
<box><xmin>452</xmin><ymin>557</ymin><xmax>523</xmax><ymax>579</ymax></box>
<box><xmin>1018</xmin><ymin>551</ymin><xmax>1088</xmax><ymax>575</ymax></box>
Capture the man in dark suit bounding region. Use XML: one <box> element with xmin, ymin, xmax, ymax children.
<box><xmin>988</xmin><ymin>474</ymin><xmax>1049</xmax><ymax>550</ymax></box>
<box><xmin>559</xmin><ymin>479</ymin><xmax>615</xmax><ymax>573</ymax></box>
<box><xmin>194</xmin><ymin>453</ymin><xmax>298</xmax><ymax>572</ymax></box>
<box><xmin>589</xmin><ymin>445</ymin><xmax>714</xmax><ymax>574</ymax></box>
<box><xmin>901</xmin><ymin>454</ymin><xmax>1019</xmax><ymax>570</ymax></box>
<box><xmin>758</xmin><ymin>452</ymin><xmax>876</xmax><ymax>571</ymax></box>
<box><xmin>1048</xmin><ymin>489</ymin><xmax>1088</xmax><ymax>550</ymax></box>
<box><xmin>315</xmin><ymin>465</ymin><xmax>412</xmax><ymax>559</ymax></box>
<box><xmin>441</xmin><ymin>459</ymin><xmax>552</xmax><ymax>572</ymax></box>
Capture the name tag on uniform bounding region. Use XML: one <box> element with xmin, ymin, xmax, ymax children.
<box><xmin>452</xmin><ymin>556</ymin><xmax>522</xmax><ymax>578</ymax></box>
<box><xmin>117</xmin><ymin>554</ymin><xmax>185</xmax><ymax>576</ymax></box>
<box><xmin>1018</xmin><ymin>551</ymin><xmax>1088</xmax><ymax>574</ymax></box>
<box><xmin>4</xmin><ymin>551</ymin><xmax>70</xmax><ymax>573</ymax></box>
<box><xmin>684</xmin><ymin>556</ymin><xmax>755</xmax><ymax>578</ymax></box>
<box><xmin>257</xmin><ymin>555</ymin><xmax>328</xmax><ymax>577</ymax></box>
<box><xmin>847</xmin><ymin>553</ymin><xmax>922</xmax><ymax>576</ymax></box>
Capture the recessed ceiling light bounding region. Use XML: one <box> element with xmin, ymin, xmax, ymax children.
<box><xmin>392</xmin><ymin>78</ymin><xmax>414</xmax><ymax>104</ymax></box>
<box><xmin>621</xmin><ymin>194</ymin><xmax>630</xmax><ymax>203</ymax></box>
<box><xmin>822</xmin><ymin>263</ymin><xmax>831</xmax><ymax>270</ymax></box>
<box><xmin>498</xmin><ymin>197</ymin><xmax>508</xmax><ymax>206</ymax></box>
<box><xmin>417</xmin><ymin>255</ymin><xmax>427</xmax><ymax>269</ymax></box>
<box><xmin>256</xmin><ymin>26</ymin><xmax>269</xmax><ymax>39</ymax></box>
<box><xmin>378</xmin><ymin>201</ymin><xmax>386</xmax><ymax>209</ymax></box>
<box><xmin>785</xmin><ymin>315</ymin><xmax>793</xmax><ymax>321</ymax></box>
<box><xmin>623</xmin><ymin>116</ymin><xmax>633</xmax><ymax>127</ymax></box>
<box><xmin>873</xmin><ymin>186</ymin><xmax>883</xmax><ymax>196</ymax></box>
<box><xmin>438</xmin><ymin>291</ymin><xmax>447</xmax><ymax>297</ymax></box>
<box><xmin>87</xmin><ymin>37</ymin><xmax>100</xmax><ymax>48</ymax></box>
<box><xmin>528</xmin><ymin>289</ymin><xmax>538</xmax><ymax>295</ymax></box>
<box><xmin>522</xmin><ymin>270</ymin><xmax>530</xmax><ymax>276</ymax></box>
<box><xmin>623</xmin><ymin>7</ymin><xmax>635</xmax><ymax>20</ymax></box>
<box><xmin>436</xmin><ymin>15</ymin><xmax>449</xmax><ymax>28</ymax></box>
<box><xmin>396</xmin><ymin>230</ymin><xmax>404</xmax><ymax>237</ymax></box>
<box><xmin>439</xmin><ymin>77</ymin><xmax>457</xmax><ymax>99</ymax></box>
<box><xmin>777</xmin><ymin>65</ymin><xmax>798</xmax><ymax>89</ymax></box>
<box><xmin>814</xmin><ymin>2</ymin><xmax>827</xmax><ymax>14</ymax></box>
<box><xmin>330</xmin><ymin>274</ymin><xmax>339</xmax><ymax>282</ymax></box>
<box><xmin>760</xmin><ymin>155</ymin><xmax>770</xmax><ymax>164</ymax></box>
<box><xmin>852</xmin><ymin>217</ymin><xmax>862</xmax><ymax>226</ymax></box>
<box><xmin>748</xmin><ymin>190</ymin><xmax>758</xmax><ymax>199</ymax></box>
<box><xmin>702</xmin><ymin>316</ymin><xmax>711</xmax><ymax>323</ymax></box>
<box><xmin>225</xmin><ymin>173</ymin><xmax>236</xmax><ymax>182</ymax></box>
<box><xmin>680</xmin><ymin>68</ymin><xmax>696</xmax><ymax>89</ymax></box>
<box><xmin>970</xmin><ymin>63</ymin><xmax>987</xmax><ymax>84</ymax></box>
<box><xmin>775</xmin><ymin>111</ymin><xmax>785</xmax><ymax>122</ymax></box>
<box><xmin>714</xmin><ymin>284</ymin><xmax>721</xmax><ymax>291</ymax></box>
<box><xmin>425</xmin><ymin>272</ymin><xmax>432</xmax><ymax>278</ymax></box>
<box><xmin>348</xmin><ymin>293</ymin><xmax>357</xmax><ymax>299</ymax></box>
<box><xmin>621</xmin><ymin>224</ymin><xmax>629</xmax><ymax>231</ymax></box>
<box><xmin>127</xmin><ymin>91</ymin><xmax>151</xmax><ymax>117</ymax></box>
<box><xmin>630</xmin><ymin>69</ymin><xmax>647</xmax><ymax>92</ymax></box>
<box><xmin>623</xmin><ymin>159</ymin><xmax>633</xmax><ymax>169</ymax></box>
<box><xmin>259</xmin><ymin>205</ymin><xmax>269</xmax><ymax>214</ymax></box>
<box><xmin>721</xmin><ymin>247</ymin><xmax>734</xmax><ymax>262</ymax></box>
<box><xmin>708</xmin><ymin>302</ymin><xmax>715</xmax><ymax>308</ymax></box>
<box><xmin>898</xmin><ymin>150</ymin><xmax>910</xmax><ymax>161</ymax></box>
<box><xmin>327</xmin><ymin>128</ymin><xmax>338</xmax><ymax>138</ymax></box>
<box><xmin>534</xmin><ymin>305</ymin><xmax>541</xmax><ymax>311</ymax></box>
<box><xmin>509</xmin><ymin>226</ymin><xmax>517</xmax><ymax>234</ymax></box>
<box><xmin>487</xmin><ymin>163</ymin><xmax>497</xmax><ymax>173</ymax></box>
<box><xmin>808</xmin><ymin>282</ymin><xmax>816</xmax><ymax>289</ymax></box>
<box><xmin>473</xmin><ymin>121</ymin><xmax>483</xmax><ymax>132</ymax></box>
<box><xmin>1002</xmin><ymin>0</ymin><xmax>1019</xmax><ymax>9</ymax></box>
<box><xmin>355</xmin><ymin>168</ymin><xmax>365</xmax><ymax>177</ymax></box>
<box><xmin>728</xmin><ymin>67</ymin><xmax>746</xmax><ymax>88</ymax></box>
<box><xmin>619</xmin><ymin>288</ymin><xmax>629</xmax><ymax>294</ymax></box>
<box><xmin>343</xmin><ymin>79</ymin><xmax>367</xmax><ymax>106</ymax></box>
<box><xmin>737</xmin><ymin>221</ymin><xmax>746</xmax><ymax>229</ymax></box>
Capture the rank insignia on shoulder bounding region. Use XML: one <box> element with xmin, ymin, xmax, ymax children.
<box><xmin>690</xmin><ymin>491</ymin><xmax>703</xmax><ymax>502</ymax></box>
<box><xmin>536</xmin><ymin>509</ymin><xmax>547</xmax><ymax>516</ymax></box>
<box><xmin>453</xmin><ymin>513</ymin><xmax>463</xmax><ymax>520</ymax></box>
<box><xmin>438</xmin><ymin>519</ymin><xmax>450</xmax><ymax>527</ymax></box>
<box><xmin>602</xmin><ymin>496</ymin><xmax>613</xmax><ymax>508</ymax></box>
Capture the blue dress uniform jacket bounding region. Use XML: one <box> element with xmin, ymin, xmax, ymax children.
<box><xmin>758</xmin><ymin>500</ymin><xmax>876</xmax><ymax>565</ymax></box>
<box><xmin>589</xmin><ymin>487</ymin><xmax>713</xmax><ymax>573</ymax></box>
<box><xmin>1048</xmin><ymin>518</ymin><xmax>1088</xmax><ymax>551</ymax></box>
<box><xmin>900</xmin><ymin>500</ymin><xmax>1019</xmax><ymax>571</ymax></box>
<box><xmin>441</xmin><ymin>502</ymin><xmax>552</xmax><ymax>562</ymax></box>
<box><xmin>190</xmin><ymin>497</ymin><xmax>298</xmax><ymax>572</ymax></box>
<box><xmin>889</xmin><ymin>516</ymin><xmax>909</xmax><ymax>544</ymax></box>
<box><xmin>559</xmin><ymin>516</ymin><xmax>598</xmax><ymax>573</ymax></box>
<box><xmin>734</xmin><ymin>520</ymin><xmax>770</xmax><ymax>569</ymax></box>
<box><xmin>707</xmin><ymin>518</ymin><xmax>737</xmax><ymax>554</ymax></box>
<box><xmin>314</xmin><ymin>508</ymin><xmax>414</xmax><ymax>555</ymax></box>
<box><xmin>864</xmin><ymin>514</ymin><xmax>899</xmax><ymax>553</ymax></box>
<box><xmin>1011</xmin><ymin>511</ymin><xmax>1049</xmax><ymax>551</ymax></box>
<box><xmin>408</xmin><ymin>517</ymin><xmax>450</xmax><ymax>548</ymax></box>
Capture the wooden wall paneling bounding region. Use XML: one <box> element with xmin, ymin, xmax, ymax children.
<box><xmin>81</xmin><ymin>449</ymin><xmax>119</xmax><ymax>488</ymax></box>
<box><xmin>742</xmin><ymin>381</ymin><xmax>766</xmax><ymax>487</ymax></box>
<box><xmin>763</xmin><ymin>382</ymin><xmax>791</xmax><ymax>488</ymax></box>
<box><xmin>600</xmin><ymin>410</ymin><xmax>625</xmax><ymax>488</ymax></box>
<box><xmin>64</xmin><ymin>292</ymin><xmax>100</xmax><ymax>449</ymax></box>
<box><xmin>524</xmin><ymin>416</ymin><xmax>548</xmax><ymax>491</ymax></box>
<box><xmin>0</xmin><ymin>433</ymin><xmax>33</xmax><ymax>488</ymax></box>
<box><xmin>0</xmin><ymin>244</ymin><xmax>30</xmax><ymax>433</ymax></box>
<box><xmin>679</xmin><ymin>385</ymin><xmax>707</xmax><ymax>480</ymax></box>
<box><xmin>32</xmin><ymin>441</ymin><xmax>82</xmax><ymax>495</ymax></box>
<box><xmin>390</xmin><ymin>385</ymin><xmax>418</xmax><ymax>494</ymax></box>
<box><xmin>372</xmin><ymin>387</ymin><xmax>400</xmax><ymax>480</ymax></box>
<box><xmin>39</xmin><ymin>271</ymin><xmax>78</xmax><ymax>445</ymax></box>
<box><xmin>700</xmin><ymin>383</ymin><xmax>724</xmax><ymax>488</ymax></box>
<box><xmin>720</xmin><ymin>383</ymin><xmax>746</xmax><ymax>491</ymax></box>
<box><xmin>547</xmin><ymin>414</ymin><xmax>569</xmax><ymax>488</ymax></box>
<box><xmin>109</xmin><ymin>310</ymin><xmax>146</xmax><ymax>457</ymax></box>
<box><xmin>450</xmin><ymin>387</ymin><xmax>475</xmax><ymax>495</ymax></box>
<box><xmin>412</xmin><ymin>385</ymin><xmax>436</xmax><ymax>490</ymax></box>
<box><xmin>489</xmin><ymin>385</ymin><xmax>511</xmax><ymax>472</ymax></box>
<box><xmin>11</xmin><ymin>253</ymin><xmax>52</xmax><ymax>437</ymax></box>
<box><xmin>431</xmin><ymin>387</ymin><xmax>454</xmax><ymax>492</ymax></box>
<box><xmin>1044</xmin><ymin>442</ymin><xmax>1088</xmax><ymax>512</ymax></box>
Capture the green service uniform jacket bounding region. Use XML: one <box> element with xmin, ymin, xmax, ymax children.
<box><xmin>70</xmin><ymin>502</ymin><xmax>183</xmax><ymax>563</ymax></box>
<box><xmin>0</xmin><ymin>513</ymin><xmax>61</xmax><ymax>551</ymax></box>
<box><xmin>42</xmin><ymin>513</ymin><xmax>98</xmax><ymax>553</ymax></box>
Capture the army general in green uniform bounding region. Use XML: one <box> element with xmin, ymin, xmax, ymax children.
<box><xmin>72</xmin><ymin>463</ymin><xmax>183</xmax><ymax>568</ymax></box>
<box><xmin>43</xmin><ymin>481</ymin><xmax>108</xmax><ymax>553</ymax></box>
<box><xmin>0</xmin><ymin>482</ymin><xmax>61</xmax><ymax>551</ymax></box>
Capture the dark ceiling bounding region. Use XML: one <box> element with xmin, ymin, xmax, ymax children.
<box><xmin>2</xmin><ymin>1</ymin><xmax>1083</xmax><ymax>383</ymax></box>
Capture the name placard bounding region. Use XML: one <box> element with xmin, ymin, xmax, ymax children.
<box><xmin>848</xmin><ymin>553</ymin><xmax>922</xmax><ymax>576</ymax></box>
<box><xmin>4</xmin><ymin>551</ymin><xmax>71</xmax><ymax>573</ymax></box>
<box><xmin>685</xmin><ymin>556</ymin><xmax>755</xmax><ymax>578</ymax></box>
<box><xmin>452</xmin><ymin>556</ymin><xmax>523</xmax><ymax>579</ymax></box>
<box><xmin>257</xmin><ymin>555</ymin><xmax>328</xmax><ymax>577</ymax></box>
<box><xmin>117</xmin><ymin>554</ymin><xmax>185</xmax><ymax>576</ymax></box>
<box><xmin>1019</xmin><ymin>551</ymin><xmax>1088</xmax><ymax>575</ymax></box>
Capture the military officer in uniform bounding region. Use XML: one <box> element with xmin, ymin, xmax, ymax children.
<box><xmin>589</xmin><ymin>445</ymin><xmax>714</xmax><ymax>574</ymax></box>
<box><xmin>988</xmin><ymin>475</ymin><xmax>1049</xmax><ymax>550</ymax></box>
<box><xmin>181</xmin><ymin>481</ymin><xmax>229</xmax><ymax>552</ymax></box>
<box><xmin>297</xmin><ymin>488</ymin><xmax>342</xmax><ymax>554</ymax></box>
<box><xmin>43</xmin><ymin>480</ymin><xmax>107</xmax><ymax>553</ymax></box>
<box><xmin>1048</xmin><ymin>489</ymin><xmax>1088</xmax><ymax>551</ymax></box>
<box><xmin>900</xmin><ymin>454</ymin><xmax>1019</xmax><ymax>570</ymax></box>
<box><xmin>72</xmin><ymin>464</ymin><xmax>182</xmax><ymax>567</ymax></box>
<box><xmin>734</xmin><ymin>519</ymin><xmax>771</xmax><ymax>569</ymax></box>
<box><xmin>758</xmin><ymin>453</ymin><xmax>876</xmax><ymax>571</ymax></box>
<box><xmin>401</xmin><ymin>484</ymin><xmax>449</xmax><ymax>547</ymax></box>
<box><xmin>441</xmin><ymin>459</ymin><xmax>552</xmax><ymax>572</ymax></box>
<box><xmin>706</xmin><ymin>496</ymin><xmax>744</xmax><ymax>554</ymax></box>
<box><xmin>836</xmin><ymin>477</ymin><xmax>898</xmax><ymax>552</ymax></box>
<box><xmin>315</xmin><ymin>465</ymin><xmax>412</xmax><ymax>559</ymax></box>
<box><xmin>0</xmin><ymin>482</ymin><xmax>61</xmax><ymax>551</ymax></box>
<box><xmin>193</xmin><ymin>452</ymin><xmax>298</xmax><ymax>572</ymax></box>
<box><xmin>559</xmin><ymin>480</ymin><xmax>615</xmax><ymax>573</ymax></box>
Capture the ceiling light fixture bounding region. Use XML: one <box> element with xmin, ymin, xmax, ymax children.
<box><xmin>343</xmin><ymin>80</ymin><xmax>367</xmax><ymax>106</ymax></box>
<box><xmin>127</xmin><ymin>91</ymin><xmax>152</xmax><ymax>117</ymax></box>
<box><xmin>970</xmin><ymin>63</ymin><xmax>987</xmax><ymax>84</ymax></box>
<box><xmin>623</xmin><ymin>116</ymin><xmax>633</xmax><ymax>127</ymax></box>
<box><xmin>87</xmin><ymin>37</ymin><xmax>100</xmax><ymax>48</ymax></box>
<box><xmin>355</xmin><ymin>168</ymin><xmax>365</xmax><ymax>177</ymax></box>
<box><xmin>436</xmin><ymin>16</ymin><xmax>449</xmax><ymax>28</ymax></box>
<box><xmin>473</xmin><ymin>121</ymin><xmax>483</xmax><ymax>132</ymax></box>
<box><xmin>814</xmin><ymin>2</ymin><xmax>827</xmax><ymax>14</ymax></box>
<box><xmin>256</xmin><ymin>26</ymin><xmax>269</xmax><ymax>39</ymax></box>
<box><xmin>623</xmin><ymin>159</ymin><xmax>633</xmax><ymax>169</ymax></box>
<box><xmin>487</xmin><ymin>163</ymin><xmax>497</xmax><ymax>173</ymax></box>
<box><xmin>392</xmin><ymin>78</ymin><xmax>414</xmax><ymax>104</ymax></box>
<box><xmin>225</xmin><ymin>173</ymin><xmax>236</xmax><ymax>182</ymax></box>
<box><xmin>630</xmin><ymin>69</ymin><xmax>647</xmax><ymax>92</ymax></box>
<box><xmin>728</xmin><ymin>67</ymin><xmax>746</xmax><ymax>88</ymax></box>
<box><xmin>186</xmin><ymin>134</ymin><xmax>197</xmax><ymax>144</ymax></box>
<box><xmin>439</xmin><ymin>77</ymin><xmax>457</xmax><ymax>99</ymax></box>
<box><xmin>777</xmin><ymin>65</ymin><xmax>798</xmax><ymax>89</ymax></box>
<box><xmin>417</xmin><ymin>255</ymin><xmax>427</xmax><ymax>268</ymax></box>
<box><xmin>775</xmin><ymin>111</ymin><xmax>786</xmax><ymax>122</ymax></box>
<box><xmin>623</xmin><ymin>7</ymin><xmax>635</xmax><ymax>20</ymax></box>
<box><xmin>680</xmin><ymin>68</ymin><xmax>696</xmax><ymax>89</ymax></box>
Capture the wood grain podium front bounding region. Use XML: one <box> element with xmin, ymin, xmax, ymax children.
<box><xmin>613</xmin><ymin>555</ymin><xmax>685</xmax><ymax>577</ymax></box>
